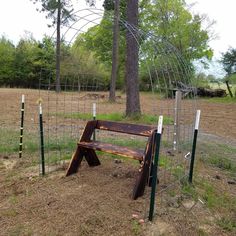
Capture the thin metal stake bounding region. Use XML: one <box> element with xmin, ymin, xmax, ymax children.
<box><xmin>149</xmin><ymin>116</ymin><xmax>163</xmax><ymax>221</ymax></box>
<box><xmin>19</xmin><ymin>95</ymin><xmax>25</xmax><ymax>158</ymax></box>
<box><xmin>92</xmin><ymin>103</ymin><xmax>96</xmax><ymax>141</ymax></box>
<box><xmin>39</xmin><ymin>103</ymin><xmax>45</xmax><ymax>176</ymax></box>
<box><xmin>189</xmin><ymin>110</ymin><xmax>201</xmax><ymax>183</ymax></box>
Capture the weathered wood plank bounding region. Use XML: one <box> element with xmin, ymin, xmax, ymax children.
<box><xmin>80</xmin><ymin>120</ymin><xmax>97</xmax><ymax>142</ymax></box>
<box><xmin>78</xmin><ymin>141</ymin><xmax>144</xmax><ymax>161</ymax></box>
<box><xmin>96</xmin><ymin>120</ymin><xmax>155</xmax><ymax>137</ymax></box>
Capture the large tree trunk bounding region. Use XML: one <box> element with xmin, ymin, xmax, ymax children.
<box><xmin>109</xmin><ymin>0</ymin><xmax>120</xmax><ymax>102</ymax></box>
<box><xmin>56</xmin><ymin>0</ymin><xmax>61</xmax><ymax>93</ymax></box>
<box><xmin>125</xmin><ymin>0</ymin><xmax>141</xmax><ymax>117</ymax></box>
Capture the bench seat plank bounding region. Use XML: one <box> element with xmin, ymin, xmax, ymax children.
<box><xmin>78</xmin><ymin>141</ymin><xmax>144</xmax><ymax>161</ymax></box>
<box><xmin>96</xmin><ymin>120</ymin><xmax>155</xmax><ymax>137</ymax></box>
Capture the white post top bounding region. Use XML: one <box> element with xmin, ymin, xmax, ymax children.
<box><xmin>39</xmin><ymin>103</ymin><xmax>43</xmax><ymax>115</ymax></box>
<box><xmin>157</xmin><ymin>115</ymin><xmax>163</xmax><ymax>134</ymax></box>
<box><xmin>92</xmin><ymin>103</ymin><xmax>96</xmax><ymax>117</ymax></box>
<box><xmin>195</xmin><ymin>110</ymin><xmax>201</xmax><ymax>130</ymax></box>
<box><xmin>22</xmin><ymin>94</ymin><xmax>25</xmax><ymax>103</ymax></box>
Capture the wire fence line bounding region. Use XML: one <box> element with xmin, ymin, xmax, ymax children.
<box><xmin>0</xmin><ymin>78</ymin><xmax>198</xmax><ymax>217</ymax></box>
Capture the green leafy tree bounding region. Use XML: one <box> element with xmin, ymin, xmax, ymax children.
<box><xmin>221</xmin><ymin>47</ymin><xmax>236</xmax><ymax>97</ymax></box>
<box><xmin>14</xmin><ymin>35</ymin><xmax>41</xmax><ymax>87</ymax></box>
<box><xmin>221</xmin><ymin>48</ymin><xmax>236</xmax><ymax>75</ymax></box>
<box><xmin>138</xmin><ymin>0</ymin><xmax>214</xmax><ymax>91</ymax></box>
<box><xmin>0</xmin><ymin>36</ymin><xmax>15</xmax><ymax>86</ymax></box>
<box><xmin>140</xmin><ymin>0</ymin><xmax>213</xmax><ymax>61</ymax></box>
<box><xmin>37</xmin><ymin>36</ymin><xmax>56</xmax><ymax>85</ymax></box>
<box><xmin>60</xmin><ymin>42</ymin><xmax>109</xmax><ymax>89</ymax></box>
<box><xmin>31</xmin><ymin>0</ymin><xmax>75</xmax><ymax>92</ymax></box>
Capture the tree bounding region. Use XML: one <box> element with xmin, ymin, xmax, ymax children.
<box><xmin>14</xmin><ymin>34</ymin><xmax>40</xmax><ymax>88</ymax></box>
<box><xmin>0</xmin><ymin>36</ymin><xmax>15</xmax><ymax>86</ymax></box>
<box><xmin>140</xmin><ymin>0</ymin><xmax>213</xmax><ymax>61</ymax></box>
<box><xmin>31</xmin><ymin>0</ymin><xmax>75</xmax><ymax>92</ymax></box>
<box><xmin>106</xmin><ymin>0</ymin><xmax>120</xmax><ymax>102</ymax></box>
<box><xmin>221</xmin><ymin>47</ymin><xmax>236</xmax><ymax>97</ymax></box>
<box><xmin>125</xmin><ymin>0</ymin><xmax>141</xmax><ymax>116</ymax></box>
<box><xmin>138</xmin><ymin>0</ymin><xmax>214</xmax><ymax>91</ymax></box>
<box><xmin>221</xmin><ymin>48</ymin><xmax>236</xmax><ymax>75</ymax></box>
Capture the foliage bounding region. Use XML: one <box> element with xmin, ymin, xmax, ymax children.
<box><xmin>0</xmin><ymin>0</ymin><xmax>214</xmax><ymax>90</ymax></box>
<box><xmin>140</xmin><ymin>0</ymin><xmax>213</xmax><ymax>61</ymax></box>
<box><xmin>61</xmin><ymin>41</ymin><xmax>110</xmax><ymax>88</ymax></box>
<box><xmin>73</xmin><ymin>15</ymin><xmax>126</xmax><ymax>89</ymax></box>
<box><xmin>30</xmin><ymin>0</ymin><xmax>75</xmax><ymax>26</ymax></box>
<box><xmin>0</xmin><ymin>36</ymin><xmax>15</xmax><ymax>85</ymax></box>
<box><xmin>221</xmin><ymin>47</ymin><xmax>236</xmax><ymax>75</ymax></box>
<box><xmin>139</xmin><ymin>0</ymin><xmax>213</xmax><ymax>90</ymax></box>
<box><xmin>192</xmin><ymin>72</ymin><xmax>210</xmax><ymax>88</ymax></box>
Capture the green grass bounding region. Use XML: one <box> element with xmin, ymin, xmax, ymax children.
<box><xmin>179</xmin><ymin>177</ymin><xmax>236</xmax><ymax>232</ymax></box>
<box><xmin>172</xmin><ymin>164</ymin><xmax>185</xmax><ymax>179</ymax></box>
<box><xmin>199</xmin><ymin>142</ymin><xmax>236</xmax><ymax>174</ymax></box>
<box><xmin>57</xmin><ymin>112</ymin><xmax>173</xmax><ymax>125</ymax></box>
<box><xmin>101</xmin><ymin>137</ymin><xmax>146</xmax><ymax>149</ymax></box>
<box><xmin>201</xmin><ymin>96</ymin><xmax>236</xmax><ymax>103</ymax></box>
<box><xmin>207</xmin><ymin>156</ymin><xmax>236</xmax><ymax>172</ymax></box>
<box><xmin>217</xmin><ymin>217</ymin><xmax>236</xmax><ymax>232</ymax></box>
<box><xmin>0</xmin><ymin>128</ymin><xmax>77</xmax><ymax>155</ymax></box>
<box><xmin>46</xmin><ymin>152</ymin><xmax>72</xmax><ymax>164</ymax></box>
<box><xmin>181</xmin><ymin>182</ymin><xmax>198</xmax><ymax>201</ymax></box>
<box><xmin>131</xmin><ymin>220</ymin><xmax>142</xmax><ymax>235</ymax></box>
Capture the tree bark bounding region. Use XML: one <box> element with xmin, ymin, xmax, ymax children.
<box><xmin>56</xmin><ymin>0</ymin><xmax>61</xmax><ymax>92</ymax></box>
<box><xmin>109</xmin><ymin>0</ymin><xmax>120</xmax><ymax>102</ymax></box>
<box><xmin>125</xmin><ymin>0</ymin><xmax>141</xmax><ymax>116</ymax></box>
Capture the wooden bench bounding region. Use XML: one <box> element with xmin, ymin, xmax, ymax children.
<box><xmin>66</xmin><ymin>120</ymin><xmax>157</xmax><ymax>199</ymax></box>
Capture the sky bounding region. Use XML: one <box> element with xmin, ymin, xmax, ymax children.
<box><xmin>0</xmin><ymin>0</ymin><xmax>235</xmax><ymax>77</ymax></box>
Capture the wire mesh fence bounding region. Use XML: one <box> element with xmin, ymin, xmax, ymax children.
<box><xmin>0</xmin><ymin>82</ymin><xmax>198</xmax><ymax>221</ymax></box>
<box><xmin>0</xmin><ymin>6</ymin><xmax>201</xmax><ymax>222</ymax></box>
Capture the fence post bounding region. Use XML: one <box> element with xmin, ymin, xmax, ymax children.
<box><xmin>92</xmin><ymin>103</ymin><xmax>96</xmax><ymax>141</ymax></box>
<box><xmin>189</xmin><ymin>110</ymin><xmax>201</xmax><ymax>183</ymax></box>
<box><xmin>19</xmin><ymin>95</ymin><xmax>25</xmax><ymax>158</ymax></box>
<box><xmin>39</xmin><ymin>103</ymin><xmax>45</xmax><ymax>176</ymax></box>
<box><xmin>173</xmin><ymin>91</ymin><xmax>182</xmax><ymax>151</ymax></box>
<box><xmin>149</xmin><ymin>115</ymin><xmax>163</xmax><ymax>221</ymax></box>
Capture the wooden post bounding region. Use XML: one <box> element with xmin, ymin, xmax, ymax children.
<box><xmin>189</xmin><ymin>110</ymin><xmax>201</xmax><ymax>183</ymax></box>
<box><xmin>19</xmin><ymin>95</ymin><xmax>25</xmax><ymax>158</ymax></box>
<box><xmin>173</xmin><ymin>91</ymin><xmax>182</xmax><ymax>151</ymax></box>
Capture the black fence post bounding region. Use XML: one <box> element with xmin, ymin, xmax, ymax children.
<box><xmin>149</xmin><ymin>115</ymin><xmax>163</xmax><ymax>221</ymax></box>
<box><xmin>189</xmin><ymin>110</ymin><xmax>201</xmax><ymax>183</ymax></box>
<box><xmin>19</xmin><ymin>95</ymin><xmax>25</xmax><ymax>158</ymax></box>
<box><xmin>39</xmin><ymin>103</ymin><xmax>45</xmax><ymax>176</ymax></box>
<box><xmin>93</xmin><ymin>103</ymin><xmax>96</xmax><ymax>141</ymax></box>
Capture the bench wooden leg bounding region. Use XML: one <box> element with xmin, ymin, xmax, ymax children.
<box><xmin>84</xmin><ymin>149</ymin><xmax>101</xmax><ymax>166</ymax></box>
<box><xmin>66</xmin><ymin>146</ymin><xmax>85</xmax><ymax>176</ymax></box>
<box><xmin>132</xmin><ymin>161</ymin><xmax>150</xmax><ymax>200</ymax></box>
<box><xmin>66</xmin><ymin>147</ymin><xmax>101</xmax><ymax>176</ymax></box>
